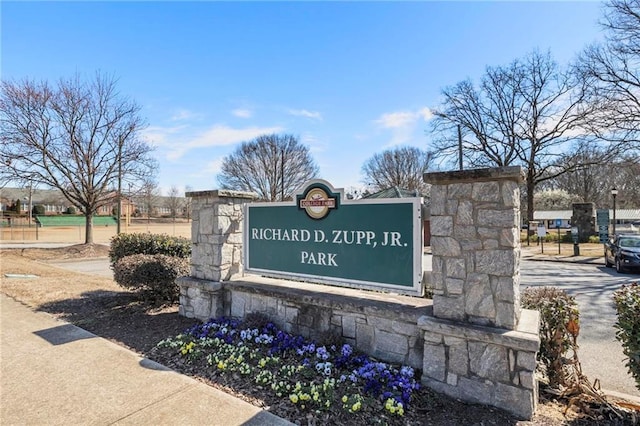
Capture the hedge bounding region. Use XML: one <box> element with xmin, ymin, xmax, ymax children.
<box><xmin>113</xmin><ymin>254</ymin><xmax>190</xmax><ymax>303</ymax></box>
<box><xmin>109</xmin><ymin>232</ymin><xmax>191</xmax><ymax>267</ymax></box>
<box><xmin>521</xmin><ymin>286</ymin><xmax>580</xmax><ymax>389</ymax></box>
<box><xmin>613</xmin><ymin>282</ymin><xmax>640</xmax><ymax>391</ymax></box>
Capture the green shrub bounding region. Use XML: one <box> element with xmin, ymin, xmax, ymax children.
<box><xmin>521</xmin><ymin>286</ymin><xmax>580</xmax><ymax>388</ymax></box>
<box><xmin>587</xmin><ymin>235</ymin><xmax>601</xmax><ymax>244</ymax></box>
<box><xmin>113</xmin><ymin>254</ymin><xmax>189</xmax><ymax>302</ymax></box>
<box><xmin>613</xmin><ymin>282</ymin><xmax>640</xmax><ymax>391</ymax></box>
<box><xmin>32</xmin><ymin>205</ymin><xmax>45</xmax><ymax>215</ymax></box>
<box><xmin>542</xmin><ymin>232</ymin><xmax>573</xmax><ymax>243</ymax></box>
<box><xmin>66</xmin><ymin>206</ymin><xmax>76</xmax><ymax>215</ymax></box>
<box><xmin>109</xmin><ymin>233</ymin><xmax>191</xmax><ymax>267</ymax></box>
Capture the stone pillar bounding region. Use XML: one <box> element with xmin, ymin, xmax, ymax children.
<box><xmin>571</xmin><ymin>203</ymin><xmax>595</xmax><ymax>243</ymax></box>
<box><xmin>424</xmin><ymin>166</ymin><xmax>523</xmax><ymax>330</ymax></box>
<box><xmin>178</xmin><ymin>189</ymin><xmax>256</xmax><ymax>320</ymax></box>
<box><xmin>420</xmin><ymin>166</ymin><xmax>540</xmax><ymax>420</ymax></box>
<box><xmin>187</xmin><ymin>189</ymin><xmax>257</xmax><ymax>282</ymax></box>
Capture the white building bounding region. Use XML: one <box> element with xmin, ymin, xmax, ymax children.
<box><xmin>532</xmin><ymin>209</ymin><xmax>640</xmax><ymax>232</ymax></box>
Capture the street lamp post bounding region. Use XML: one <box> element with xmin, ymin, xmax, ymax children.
<box><xmin>611</xmin><ymin>187</ymin><xmax>618</xmax><ymax>236</ymax></box>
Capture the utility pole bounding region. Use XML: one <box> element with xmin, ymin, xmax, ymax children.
<box><xmin>27</xmin><ymin>181</ymin><xmax>33</xmax><ymax>228</ymax></box>
<box><xmin>281</xmin><ymin>148</ymin><xmax>285</xmax><ymax>201</ymax></box>
<box><xmin>457</xmin><ymin>125</ymin><xmax>463</xmax><ymax>171</ymax></box>
<box><xmin>116</xmin><ymin>138</ymin><xmax>122</xmax><ymax>234</ymax></box>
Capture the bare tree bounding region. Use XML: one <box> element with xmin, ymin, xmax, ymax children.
<box><xmin>218</xmin><ymin>134</ymin><xmax>319</xmax><ymax>201</ymax></box>
<box><xmin>533</xmin><ymin>189</ymin><xmax>581</xmax><ymax>211</ymax></box>
<box><xmin>166</xmin><ymin>185</ymin><xmax>183</xmax><ymax>220</ymax></box>
<box><xmin>538</xmin><ymin>145</ymin><xmax>614</xmax><ymax>206</ymax></box>
<box><xmin>140</xmin><ymin>178</ymin><xmax>161</xmax><ymax>221</ymax></box>
<box><xmin>0</xmin><ymin>73</ymin><xmax>156</xmax><ymax>243</ymax></box>
<box><xmin>430</xmin><ymin>50</ymin><xmax>608</xmax><ymax>222</ymax></box>
<box><xmin>361</xmin><ymin>146</ymin><xmax>432</xmax><ymax>194</ymax></box>
<box><xmin>542</xmin><ymin>153</ymin><xmax>640</xmax><ymax>208</ymax></box>
<box><xmin>614</xmin><ymin>159</ymin><xmax>640</xmax><ymax>208</ymax></box>
<box><xmin>576</xmin><ymin>0</ymin><xmax>640</xmax><ymax>150</ymax></box>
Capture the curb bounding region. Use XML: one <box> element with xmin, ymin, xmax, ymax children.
<box><xmin>522</xmin><ymin>255</ymin><xmax>603</xmax><ymax>266</ymax></box>
<box><xmin>603</xmin><ymin>389</ymin><xmax>640</xmax><ymax>405</ymax></box>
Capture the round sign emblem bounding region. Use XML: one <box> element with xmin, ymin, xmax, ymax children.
<box><xmin>299</xmin><ymin>187</ymin><xmax>336</xmax><ymax>219</ymax></box>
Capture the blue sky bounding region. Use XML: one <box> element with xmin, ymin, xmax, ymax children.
<box><xmin>2</xmin><ymin>1</ymin><xmax>605</xmax><ymax>195</ymax></box>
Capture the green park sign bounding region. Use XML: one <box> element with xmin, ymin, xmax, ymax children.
<box><xmin>243</xmin><ymin>180</ymin><xmax>423</xmax><ymax>296</ymax></box>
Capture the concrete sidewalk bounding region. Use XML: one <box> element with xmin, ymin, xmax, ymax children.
<box><xmin>0</xmin><ymin>293</ymin><xmax>292</xmax><ymax>426</ymax></box>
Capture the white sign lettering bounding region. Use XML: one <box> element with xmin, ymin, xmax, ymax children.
<box><xmin>251</xmin><ymin>227</ymin><xmax>406</xmax><ymax>248</ymax></box>
<box><xmin>300</xmin><ymin>251</ymin><xmax>338</xmax><ymax>267</ymax></box>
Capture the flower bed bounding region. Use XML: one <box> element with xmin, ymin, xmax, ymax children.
<box><xmin>154</xmin><ymin>316</ymin><xmax>421</xmax><ymax>423</ymax></box>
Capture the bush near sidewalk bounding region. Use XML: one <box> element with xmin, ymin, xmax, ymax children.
<box><xmin>521</xmin><ymin>286</ymin><xmax>580</xmax><ymax>389</ymax></box>
<box><xmin>109</xmin><ymin>232</ymin><xmax>191</xmax><ymax>267</ymax></box>
<box><xmin>110</xmin><ymin>233</ymin><xmax>191</xmax><ymax>303</ymax></box>
<box><xmin>113</xmin><ymin>254</ymin><xmax>189</xmax><ymax>303</ymax></box>
<box><xmin>613</xmin><ymin>282</ymin><xmax>640</xmax><ymax>392</ymax></box>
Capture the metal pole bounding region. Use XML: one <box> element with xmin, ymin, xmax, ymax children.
<box><xmin>116</xmin><ymin>139</ymin><xmax>122</xmax><ymax>234</ymax></box>
<box><xmin>28</xmin><ymin>182</ymin><xmax>33</xmax><ymax>228</ymax></box>
<box><xmin>457</xmin><ymin>125</ymin><xmax>463</xmax><ymax>171</ymax></box>
<box><xmin>612</xmin><ymin>193</ymin><xmax>617</xmax><ymax>236</ymax></box>
<box><xmin>127</xmin><ymin>183</ymin><xmax>132</xmax><ymax>229</ymax></box>
<box><xmin>280</xmin><ymin>149</ymin><xmax>284</xmax><ymax>201</ymax></box>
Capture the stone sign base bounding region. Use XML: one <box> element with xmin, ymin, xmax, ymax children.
<box><xmin>418</xmin><ymin>310</ymin><xmax>540</xmax><ymax>419</ymax></box>
<box><xmin>178</xmin><ymin>275</ymin><xmax>539</xmax><ymax>419</ymax></box>
<box><xmin>179</xmin><ymin>275</ymin><xmax>430</xmax><ymax>369</ymax></box>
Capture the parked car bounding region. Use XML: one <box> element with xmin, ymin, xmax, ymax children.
<box><xmin>605</xmin><ymin>234</ymin><xmax>640</xmax><ymax>273</ymax></box>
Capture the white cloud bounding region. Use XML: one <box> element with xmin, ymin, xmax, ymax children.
<box><xmin>375</xmin><ymin>107</ymin><xmax>433</xmax><ymax>129</ymax></box>
<box><xmin>232</xmin><ymin>108</ymin><xmax>253</xmax><ymax>118</ymax></box>
<box><xmin>166</xmin><ymin>124</ymin><xmax>284</xmax><ymax>160</ymax></box>
<box><xmin>142</xmin><ymin>125</ymin><xmax>188</xmax><ymax>147</ymax></box>
<box><xmin>170</xmin><ymin>109</ymin><xmax>196</xmax><ymax>121</ymax></box>
<box><xmin>418</xmin><ymin>107</ymin><xmax>433</xmax><ymax>121</ymax></box>
<box><xmin>204</xmin><ymin>158</ymin><xmax>224</xmax><ymax>174</ymax></box>
<box><xmin>301</xmin><ymin>132</ymin><xmax>327</xmax><ymax>153</ymax></box>
<box><xmin>374</xmin><ymin>107</ymin><xmax>433</xmax><ymax>146</ymax></box>
<box><xmin>188</xmin><ymin>125</ymin><xmax>284</xmax><ymax>148</ymax></box>
<box><xmin>376</xmin><ymin>111</ymin><xmax>416</xmax><ymax>129</ymax></box>
<box><xmin>288</xmin><ymin>109</ymin><xmax>323</xmax><ymax>121</ymax></box>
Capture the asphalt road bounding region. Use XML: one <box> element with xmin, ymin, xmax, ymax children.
<box><xmin>520</xmin><ymin>260</ymin><xmax>640</xmax><ymax>397</ymax></box>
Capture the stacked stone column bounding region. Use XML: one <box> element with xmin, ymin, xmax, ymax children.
<box><xmin>419</xmin><ymin>166</ymin><xmax>540</xmax><ymax>420</ymax></box>
<box><xmin>571</xmin><ymin>202</ymin><xmax>595</xmax><ymax>243</ymax></box>
<box><xmin>178</xmin><ymin>189</ymin><xmax>256</xmax><ymax>319</ymax></box>
<box><xmin>187</xmin><ymin>189</ymin><xmax>256</xmax><ymax>282</ymax></box>
<box><xmin>426</xmin><ymin>166</ymin><xmax>523</xmax><ymax>329</ymax></box>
